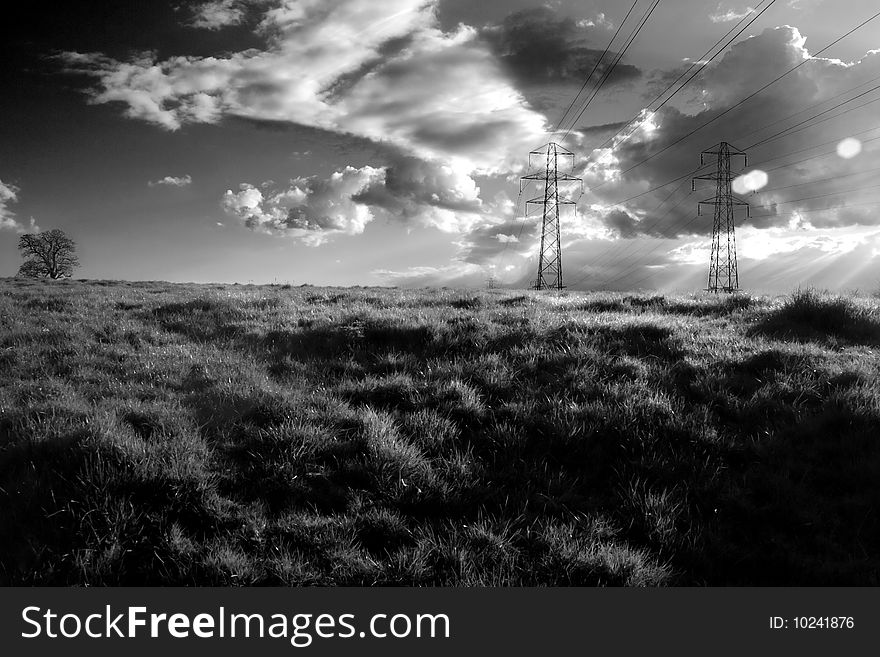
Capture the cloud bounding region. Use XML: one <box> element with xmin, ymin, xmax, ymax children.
<box><xmin>577</xmin><ymin>120</ymin><xmax>630</xmax><ymax>139</ymax></box>
<box><xmin>222</xmin><ymin>167</ymin><xmax>384</xmax><ymax>245</ymax></box>
<box><xmin>0</xmin><ymin>179</ymin><xmax>39</xmax><ymax>234</ymax></box>
<box><xmin>0</xmin><ymin>179</ymin><xmax>20</xmax><ymax>231</ymax></box>
<box><xmin>351</xmin><ymin>155</ymin><xmax>486</xmax><ymax>230</ymax></box>
<box><xmin>148</xmin><ymin>174</ymin><xmax>193</xmax><ymax>187</ymax></box>
<box><xmin>188</xmin><ymin>1</ymin><xmax>247</xmax><ymax>30</ymax></box>
<box><xmin>223</xmin><ymin>154</ymin><xmax>514</xmax><ymax>244</ymax></box>
<box><xmin>482</xmin><ymin>7</ymin><xmax>641</xmax><ymax>85</ymax></box>
<box><xmin>372</xmin><ymin>262</ymin><xmax>488</xmax><ymax>287</ymax></box>
<box><xmin>577</xmin><ymin>13</ymin><xmax>612</xmax><ymax>30</ymax></box>
<box><xmin>60</xmin><ymin>0</ymin><xmax>546</xmax><ymax>173</ymax></box>
<box><xmin>709</xmin><ymin>4</ymin><xmax>756</xmax><ymax>24</ymax></box>
<box><xmin>186</xmin><ymin>0</ymin><xmax>273</xmax><ymax>30</ymax></box>
<box><xmin>602</xmin><ymin>208</ymin><xmax>644</xmax><ymax>238</ymax></box>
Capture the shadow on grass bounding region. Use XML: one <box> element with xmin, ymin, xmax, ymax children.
<box><xmin>256</xmin><ymin>321</ymin><xmax>434</xmax><ymax>367</ymax></box>
<box><xmin>575</xmin><ymin>294</ymin><xmax>754</xmax><ymax>317</ymax></box>
<box><xmin>0</xmin><ymin>432</ymin><xmax>225</xmax><ymax>585</ymax></box>
<box><xmin>152</xmin><ymin>298</ymin><xmax>245</xmax><ymax>341</ymax></box>
<box><xmin>552</xmin><ymin>323</ymin><xmax>685</xmax><ymax>362</ymax></box>
<box><xmin>749</xmin><ymin>289</ymin><xmax>880</xmax><ymax>346</ymax></box>
<box><xmin>704</xmin><ymin>389</ymin><xmax>880</xmax><ymax>584</ymax></box>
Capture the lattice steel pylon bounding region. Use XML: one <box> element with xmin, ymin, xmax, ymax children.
<box><xmin>520</xmin><ymin>143</ymin><xmax>582</xmax><ymax>290</ymax></box>
<box><xmin>692</xmin><ymin>142</ymin><xmax>750</xmax><ymax>293</ymax></box>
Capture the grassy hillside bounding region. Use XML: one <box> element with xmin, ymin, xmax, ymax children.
<box><xmin>1</xmin><ymin>278</ymin><xmax>879</xmax><ymax>585</ymax></box>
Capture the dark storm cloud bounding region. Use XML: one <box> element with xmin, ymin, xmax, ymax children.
<box><xmin>482</xmin><ymin>7</ymin><xmax>642</xmax><ymax>85</ymax></box>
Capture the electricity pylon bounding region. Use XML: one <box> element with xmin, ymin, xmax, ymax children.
<box><xmin>692</xmin><ymin>142</ymin><xmax>750</xmax><ymax>293</ymax></box>
<box><xmin>520</xmin><ymin>143</ymin><xmax>582</xmax><ymax>290</ymax></box>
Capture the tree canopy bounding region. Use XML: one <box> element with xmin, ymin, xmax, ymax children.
<box><xmin>17</xmin><ymin>229</ymin><xmax>80</xmax><ymax>279</ymax></box>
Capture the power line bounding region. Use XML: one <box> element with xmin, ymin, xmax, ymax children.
<box><xmin>561</xmin><ymin>0</ymin><xmax>663</xmax><ymax>139</ymax></box>
<box><xmin>736</xmin><ymin>72</ymin><xmax>880</xmax><ymax>142</ymax></box>
<box><xmin>554</xmin><ymin>0</ymin><xmax>641</xmax><ymax>134</ymax></box>
<box><xmin>607</xmin><ymin>8</ymin><xmax>880</xmax><ymax>181</ymax></box>
<box><xmin>750</xmin><ymin>181</ymin><xmax>880</xmax><ymax>209</ymax></box>
<box><xmin>757</xmin><ymin>128</ymin><xmax>880</xmax><ymax>170</ymax></box>
<box><xmin>512</xmin><ymin>3</ymin><xmax>660</xmax><ymax>290</ymax></box>
<box><xmin>589</xmin><ymin>0</ymin><xmax>777</xmax><ymax>154</ymax></box>
<box><xmin>573</xmin><ymin>125</ymin><xmax>880</xmax><ymax>281</ymax></box>
<box><xmin>743</xmin><ymin>92</ymin><xmax>880</xmax><ymax>151</ymax></box>
<box><xmin>748</xmin><ymin>197</ymin><xmax>880</xmax><ymax>220</ymax></box>
<box><xmin>511</xmin><ymin>8</ymin><xmax>880</xmax><ymax>292</ymax></box>
<box><xmin>599</xmin><ymin>123</ymin><xmax>880</xmax><ymax>208</ymax></box>
<box><xmin>755</xmin><ymin>164</ymin><xmax>880</xmax><ymax>194</ymax></box>
<box><xmin>581</xmin><ymin>176</ymin><xmax>694</xmax><ymax>273</ymax></box>
<box><xmin>566</xmin><ymin>180</ymin><xmax>696</xmax><ymax>288</ymax></box>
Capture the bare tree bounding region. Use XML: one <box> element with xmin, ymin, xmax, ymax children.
<box><xmin>17</xmin><ymin>229</ymin><xmax>80</xmax><ymax>279</ymax></box>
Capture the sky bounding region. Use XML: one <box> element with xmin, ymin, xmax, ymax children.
<box><xmin>1</xmin><ymin>0</ymin><xmax>880</xmax><ymax>292</ymax></box>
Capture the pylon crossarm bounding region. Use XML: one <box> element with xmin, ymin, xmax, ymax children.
<box><xmin>527</xmin><ymin>198</ymin><xmax>576</xmax><ymax>206</ymax></box>
<box><xmin>693</xmin><ymin>173</ymin><xmax>720</xmax><ymax>191</ymax></box>
<box><xmin>531</xmin><ymin>143</ymin><xmax>575</xmax><ymax>156</ymax></box>
<box><xmin>522</xmin><ymin>173</ymin><xmax>581</xmax><ymax>183</ymax></box>
<box><xmin>702</xmin><ymin>145</ymin><xmax>745</xmax><ymax>156</ymax></box>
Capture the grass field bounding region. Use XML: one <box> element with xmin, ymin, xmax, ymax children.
<box><xmin>1</xmin><ymin>278</ymin><xmax>879</xmax><ymax>585</ymax></box>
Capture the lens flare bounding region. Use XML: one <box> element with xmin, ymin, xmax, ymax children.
<box><xmin>837</xmin><ymin>138</ymin><xmax>862</xmax><ymax>159</ymax></box>
<box><xmin>732</xmin><ymin>169</ymin><xmax>769</xmax><ymax>194</ymax></box>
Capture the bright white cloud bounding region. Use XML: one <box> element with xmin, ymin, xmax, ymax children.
<box><xmin>0</xmin><ymin>179</ymin><xmax>20</xmax><ymax>231</ymax></box>
<box><xmin>672</xmin><ymin>225</ymin><xmax>880</xmax><ymax>264</ymax></box>
<box><xmin>223</xmin><ymin>155</ymin><xmax>510</xmax><ymax>245</ymax></box>
<box><xmin>576</xmin><ymin>13</ymin><xmax>611</xmax><ymax>29</ymax></box>
<box><xmin>148</xmin><ymin>174</ymin><xmax>193</xmax><ymax>187</ymax></box>
<box><xmin>222</xmin><ymin>166</ymin><xmax>384</xmax><ymax>245</ymax></box>
<box><xmin>372</xmin><ymin>262</ymin><xmax>487</xmax><ymax>287</ymax></box>
<box><xmin>0</xmin><ymin>179</ymin><xmax>39</xmax><ymax>234</ymax></box>
<box><xmin>709</xmin><ymin>4</ymin><xmax>756</xmax><ymax>24</ymax></box>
